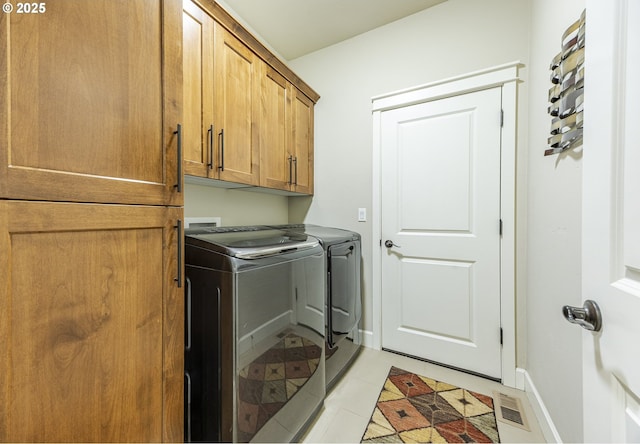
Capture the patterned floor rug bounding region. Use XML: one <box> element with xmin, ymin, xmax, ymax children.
<box><xmin>361</xmin><ymin>367</ymin><xmax>500</xmax><ymax>443</ymax></box>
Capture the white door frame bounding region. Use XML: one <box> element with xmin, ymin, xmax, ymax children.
<box><xmin>371</xmin><ymin>62</ymin><xmax>521</xmax><ymax>387</ymax></box>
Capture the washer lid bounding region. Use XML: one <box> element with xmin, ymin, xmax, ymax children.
<box><xmin>185</xmin><ymin>227</ymin><xmax>320</xmax><ymax>259</ymax></box>
<box><xmin>268</xmin><ymin>224</ymin><xmax>361</xmax><ymax>245</ymax></box>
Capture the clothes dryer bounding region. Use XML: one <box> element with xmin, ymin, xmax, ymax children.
<box><xmin>270</xmin><ymin>225</ymin><xmax>362</xmax><ymax>390</ymax></box>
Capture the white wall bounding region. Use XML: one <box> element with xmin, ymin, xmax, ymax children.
<box><xmin>288</xmin><ymin>0</ymin><xmax>530</xmax><ymax>349</ymax></box>
<box><xmin>525</xmin><ymin>0</ymin><xmax>584</xmax><ymax>441</ymax></box>
<box><xmin>185</xmin><ymin>183</ymin><xmax>289</xmax><ymax>226</ymax></box>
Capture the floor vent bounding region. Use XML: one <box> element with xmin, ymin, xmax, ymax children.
<box><xmin>493</xmin><ymin>391</ymin><xmax>531</xmax><ymax>431</ymax></box>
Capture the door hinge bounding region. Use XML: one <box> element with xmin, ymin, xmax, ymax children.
<box><xmin>500</xmin><ymin>109</ymin><xmax>504</xmax><ymax>127</ymax></box>
<box><xmin>500</xmin><ymin>328</ymin><xmax>504</xmax><ymax>345</ymax></box>
<box><xmin>380</xmin><ymin>239</ymin><xmax>382</xmax><ymax>247</ymax></box>
<box><xmin>499</xmin><ymin>219</ymin><xmax>503</xmax><ymax>236</ymax></box>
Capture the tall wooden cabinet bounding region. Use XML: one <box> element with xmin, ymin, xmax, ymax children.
<box><xmin>0</xmin><ymin>1</ymin><xmax>184</xmax><ymax>442</ymax></box>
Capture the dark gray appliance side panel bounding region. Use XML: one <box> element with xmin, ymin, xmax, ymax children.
<box><xmin>184</xmin><ymin>265</ymin><xmax>234</xmax><ymax>443</ymax></box>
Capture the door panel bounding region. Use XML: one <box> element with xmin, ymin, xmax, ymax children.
<box><xmin>583</xmin><ymin>0</ymin><xmax>640</xmax><ymax>441</ymax></box>
<box><xmin>291</xmin><ymin>90</ymin><xmax>314</xmax><ymax>194</ymax></box>
<box><xmin>183</xmin><ymin>0</ymin><xmax>215</xmax><ymax>177</ymax></box>
<box><xmin>0</xmin><ymin>0</ymin><xmax>182</xmax><ymax>205</ymax></box>
<box><xmin>0</xmin><ymin>201</ymin><xmax>183</xmax><ymax>442</ymax></box>
<box><xmin>399</xmin><ymin>258</ymin><xmax>473</xmax><ymax>342</ymax></box>
<box><xmin>259</xmin><ymin>65</ymin><xmax>291</xmax><ymax>190</ymax></box>
<box><xmin>399</xmin><ymin>110</ymin><xmax>472</xmax><ymax>231</ymax></box>
<box><xmin>214</xmin><ymin>24</ymin><xmax>259</xmax><ymax>185</ymax></box>
<box><xmin>381</xmin><ymin>87</ymin><xmax>502</xmax><ymax>379</ymax></box>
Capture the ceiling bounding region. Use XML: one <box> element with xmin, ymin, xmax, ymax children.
<box><xmin>220</xmin><ymin>0</ymin><xmax>447</xmax><ymax>60</ymax></box>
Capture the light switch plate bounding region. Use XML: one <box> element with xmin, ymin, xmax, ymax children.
<box><xmin>358</xmin><ymin>208</ymin><xmax>367</xmax><ymax>222</ymax></box>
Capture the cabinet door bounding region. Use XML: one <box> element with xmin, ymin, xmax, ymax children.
<box><xmin>183</xmin><ymin>0</ymin><xmax>215</xmax><ymax>178</ymax></box>
<box><xmin>0</xmin><ymin>201</ymin><xmax>184</xmax><ymax>443</ymax></box>
<box><xmin>291</xmin><ymin>90</ymin><xmax>314</xmax><ymax>195</ymax></box>
<box><xmin>0</xmin><ymin>0</ymin><xmax>182</xmax><ymax>206</ymax></box>
<box><xmin>259</xmin><ymin>64</ymin><xmax>291</xmax><ymax>191</ymax></box>
<box><xmin>214</xmin><ymin>23</ymin><xmax>260</xmax><ymax>185</ymax></box>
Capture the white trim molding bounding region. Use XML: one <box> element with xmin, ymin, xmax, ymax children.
<box><xmin>372</xmin><ymin>61</ymin><xmax>522</xmax><ymax>112</ymax></box>
<box><xmin>359</xmin><ymin>329</ymin><xmax>374</xmax><ymax>349</ymax></box>
<box><xmin>371</xmin><ymin>61</ymin><xmax>522</xmax><ymax>388</ymax></box>
<box><xmin>519</xmin><ymin>368</ymin><xmax>563</xmax><ymax>443</ymax></box>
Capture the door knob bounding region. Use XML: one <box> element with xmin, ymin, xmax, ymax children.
<box><xmin>562</xmin><ymin>300</ymin><xmax>602</xmax><ymax>332</ymax></box>
<box><xmin>384</xmin><ymin>240</ymin><xmax>401</xmax><ymax>248</ymax></box>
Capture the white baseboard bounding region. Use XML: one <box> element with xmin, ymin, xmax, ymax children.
<box><xmin>518</xmin><ymin>368</ymin><xmax>563</xmax><ymax>443</ymax></box>
<box><xmin>515</xmin><ymin>367</ymin><xmax>527</xmax><ymax>391</ymax></box>
<box><xmin>360</xmin><ymin>329</ymin><xmax>375</xmax><ymax>349</ymax></box>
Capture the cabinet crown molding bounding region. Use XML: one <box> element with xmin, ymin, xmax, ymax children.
<box><xmin>194</xmin><ymin>0</ymin><xmax>320</xmax><ymax>103</ymax></box>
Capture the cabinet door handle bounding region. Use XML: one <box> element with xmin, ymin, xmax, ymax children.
<box><xmin>207</xmin><ymin>124</ymin><xmax>214</xmax><ymax>169</ymax></box>
<box><xmin>288</xmin><ymin>155</ymin><xmax>293</xmax><ymax>185</ymax></box>
<box><xmin>175</xmin><ymin>219</ymin><xmax>182</xmax><ymax>288</ymax></box>
<box><xmin>293</xmin><ymin>156</ymin><xmax>298</xmax><ymax>185</ymax></box>
<box><xmin>218</xmin><ymin>129</ymin><xmax>224</xmax><ymax>171</ymax></box>
<box><xmin>174</xmin><ymin>124</ymin><xmax>182</xmax><ymax>192</ymax></box>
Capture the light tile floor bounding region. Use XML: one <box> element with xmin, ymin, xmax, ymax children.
<box><xmin>302</xmin><ymin>347</ymin><xmax>547</xmax><ymax>443</ymax></box>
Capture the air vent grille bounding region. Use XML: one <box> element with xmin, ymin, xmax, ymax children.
<box><xmin>493</xmin><ymin>391</ymin><xmax>530</xmax><ymax>431</ymax></box>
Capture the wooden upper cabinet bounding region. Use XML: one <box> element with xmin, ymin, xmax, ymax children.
<box><xmin>259</xmin><ymin>65</ymin><xmax>291</xmax><ymax>191</ymax></box>
<box><xmin>259</xmin><ymin>65</ymin><xmax>315</xmax><ymax>195</ymax></box>
<box><xmin>0</xmin><ymin>201</ymin><xmax>184</xmax><ymax>443</ymax></box>
<box><xmin>182</xmin><ymin>0</ymin><xmax>215</xmax><ymax>178</ymax></box>
<box><xmin>291</xmin><ymin>90</ymin><xmax>314</xmax><ymax>195</ymax></box>
<box><xmin>0</xmin><ymin>0</ymin><xmax>183</xmax><ymax>206</ymax></box>
<box><xmin>181</xmin><ymin>0</ymin><xmax>318</xmax><ymax>192</ymax></box>
<box><xmin>182</xmin><ymin>5</ymin><xmax>261</xmax><ymax>186</ymax></box>
<box><xmin>213</xmin><ymin>23</ymin><xmax>260</xmax><ymax>185</ymax></box>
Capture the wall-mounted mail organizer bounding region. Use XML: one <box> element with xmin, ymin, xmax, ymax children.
<box><xmin>546</xmin><ymin>10</ymin><xmax>585</xmax><ymax>156</ymax></box>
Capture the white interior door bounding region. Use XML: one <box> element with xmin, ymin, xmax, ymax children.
<box><xmin>380</xmin><ymin>87</ymin><xmax>503</xmax><ymax>380</ymax></box>
<box><xmin>582</xmin><ymin>1</ymin><xmax>640</xmax><ymax>441</ymax></box>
